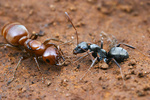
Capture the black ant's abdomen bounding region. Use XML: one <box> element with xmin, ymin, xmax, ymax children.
<box><xmin>108</xmin><ymin>47</ymin><xmax>129</xmax><ymax>62</ymax></box>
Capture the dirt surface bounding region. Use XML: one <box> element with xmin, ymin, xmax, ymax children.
<box><xmin>0</xmin><ymin>0</ymin><xmax>150</xmax><ymax>100</ymax></box>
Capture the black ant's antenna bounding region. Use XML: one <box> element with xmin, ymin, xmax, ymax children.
<box><xmin>65</xmin><ymin>12</ymin><xmax>79</xmax><ymax>45</ymax></box>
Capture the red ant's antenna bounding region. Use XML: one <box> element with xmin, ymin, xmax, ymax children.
<box><xmin>65</xmin><ymin>12</ymin><xmax>79</xmax><ymax>45</ymax></box>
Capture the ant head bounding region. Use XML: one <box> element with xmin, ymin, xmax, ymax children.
<box><xmin>73</xmin><ymin>42</ymin><xmax>89</xmax><ymax>54</ymax></box>
<box><xmin>42</xmin><ymin>47</ymin><xmax>61</xmax><ymax>65</ymax></box>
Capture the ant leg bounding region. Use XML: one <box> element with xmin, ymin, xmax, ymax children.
<box><xmin>73</xmin><ymin>51</ymin><xmax>94</xmax><ymax>64</ymax></box>
<box><xmin>111</xmin><ymin>58</ymin><xmax>125</xmax><ymax>86</ymax></box>
<box><xmin>33</xmin><ymin>57</ymin><xmax>44</xmax><ymax>83</ymax></box>
<box><xmin>117</xmin><ymin>43</ymin><xmax>149</xmax><ymax>57</ymax></box>
<box><xmin>101</xmin><ymin>37</ymin><xmax>103</xmax><ymax>49</ymax></box>
<box><xmin>30</xmin><ymin>30</ymin><xmax>45</xmax><ymax>40</ymax></box>
<box><xmin>116</xmin><ymin>43</ymin><xmax>135</xmax><ymax>49</ymax></box>
<box><xmin>100</xmin><ymin>31</ymin><xmax>112</xmax><ymax>43</ymax></box>
<box><xmin>58</xmin><ymin>38</ymin><xmax>74</xmax><ymax>47</ymax></box>
<box><xmin>56</xmin><ymin>59</ymin><xmax>72</xmax><ymax>66</ymax></box>
<box><xmin>7</xmin><ymin>57</ymin><xmax>24</xmax><ymax>85</ymax></box>
<box><xmin>73</xmin><ymin>52</ymin><xmax>91</xmax><ymax>64</ymax></box>
<box><xmin>79</xmin><ymin>47</ymin><xmax>94</xmax><ymax>61</ymax></box>
<box><xmin>0</xmin><ymin>43</ymin><xmax>21</xmax><ymax>50</ymax></box>
<box><xmin>80</xmin><ymin>57</ymin><xmax>97</xmax><ymax>80</ymax></box>
<box><xmin>44</xmin><ymin>37</ymin><xmax>74</xmax><ymax>47</ymax></box>
<box><xmin>100</xmin><ymin>31</ymin><xmax>118</xmax><ymax>48</ymax></box>
<box><xmin>43</xmin><ymin>38</ymin><xmax>64</xmax><ymax>45</ymax></box>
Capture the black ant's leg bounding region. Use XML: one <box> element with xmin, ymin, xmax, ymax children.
<box><xmin>111</xmin><ymin>58</ymin><xmax>125</xmax><ymax>86</ymax></box>
<box><xmin>116</xmin><ymin>43</ymin><xmax>135</xmax><ymax>49</ymax></box>
<box><xmin>100</xmin><ymin>31</ymin><xmax>118</xmax><ymax>48</ymax></box>
<box><xmin>33</xmin><ymin>57</ymin><xmax>44</xmax><ymax>83</ymax></box>
<box><xmin>116</xmin><ymin>43</ymin><xmax>149</xmax><ymax>57</ymax></box>
<box><xmin>80</xmin><ymin>57</ymin><xmax>97</xmax><ymax>80</ymax></box>
<box><xmin>100</xmin><ymin>31</ymin><xmax>114</xmax><ymax>43</ymax></box>
<box><xmin>73</xmin><ymin>51</ymin><xmax>94</xmax><ymax>64</ymax></box>
<box><xmin>80</xmin><ymin>47</ymin><xmax>94</xmax><ymax>61</ymax></box>
<box><xmin>101</xmin><ymin>37</ymin><xmax>103</xmax><ymax>49</ymax></box>
<box><xmin>105</xmin><ymin>57</ymin><xmax>111</xmax><ymax>64</ymax></box>
<box><xmin>7</xmin><ymin>57</ymin><xmax>24</xmax><ymax>85</ymax></box>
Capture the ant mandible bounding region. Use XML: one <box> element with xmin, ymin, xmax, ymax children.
<box><xmin>65</xmin><ymin>12</ymin><xmax>138</xmax><ymax>85</ymax></box>
<box><xmin>0</xmin><ymin>22</ymin><xmax>69</xmax><ymax>85</ymax></box>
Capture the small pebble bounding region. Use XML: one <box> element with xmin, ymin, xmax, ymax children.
<box><xmin>99</xmin><ymin>63</ymin><xmax>109</xmax><ymax>70</ymax></box>
<box><xmin>128</xmin><ymin>59</ymin><xmax>136</xmax><ymax>66</ymax></box>
<box><xmin>129</xmin><ymin>65</ymin><xmax>134</xmax><ymax>69</ymax></box>
<box><xmin>125</xmin><ymin>75</ymin><xmax>131</xmax><ymax>80</ymax></box>
<box><xmin>29</xmin><ymin>10</ymin><xmax>34</xmax><ymax>15</ymax></box>
<box><xmin>117</xmin><ymin>76</ymin><xmax>123</xmax><ymax>80</ymax></box>
<box><xmin>47</xmin><ymin>81</ymin><xmax>52</xmax><ymax>87</ymax></box>
<box><xmin>143</xmin><ymin>85</ymin><xmax>150</xmax><ymax>91</ymax></box>
<box><xmin>147</xmin><ymin>28</ymin><xmax>150</xmax><ymax>33</ymax></box>
<box><xmin>87</xmin><ymin>0</ymin><xmax>97</xmax><ymax>4</ymax></box>
<box><xmin>49</xmin><ymin>5</ymin><xmax>56</xmax><ymax>11</ymax></box>
<box><xmin>136</xmin><ymin>90</ymin><xmax>145</xmax><ymax>96</ymax></box>
<box><xmin>69</xmin><ymin>6</ymin><xmax>77</xmax><ymax>11</ymax></box>
<box><xmin>120</xmin><ymin>5</ymin><xmax>133</xmax><ymax>13</ymax></box>
<box><xmin>76</xmin><ymin>22</ymin><xmax>85</xmax><ymax>27</ymax></box>
<box><xmin>138</xmin><ymin>72</ymin><xmax>145</xmax><ymax>78</ymax></box>
<box><xmin>130</xmin><ymin>70</ymin><xmax>136</xmax><ymax>75</ymax></box>
<box><xmin>55</xmin><ymin>33</ymin><xmax>59</xmax><ymax>38</ymax></box>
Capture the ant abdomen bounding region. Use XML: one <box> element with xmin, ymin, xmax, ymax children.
<box><xmin>1</xmin><ymin>22</ymin><xmax>29</xmax><ymax>46</ymax></box>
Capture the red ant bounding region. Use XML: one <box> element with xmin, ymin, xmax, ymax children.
<box><xmin>0</xmin><ymin>22</ymin><xmax>70</xmax><ymax>85</ymax></box>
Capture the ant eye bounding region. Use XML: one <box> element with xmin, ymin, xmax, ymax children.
<box><xmin>46</xmin><ymin>59</ymin><xmax>50</xmax><ymax>63</ymax></box>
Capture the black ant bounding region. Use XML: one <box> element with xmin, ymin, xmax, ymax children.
<box><xmin>0</xmin><ymin>22</ymin><xmax>70</xmax><ymax>85</ymax></box>
<box><xmin>65</xmin><ymin>12</ymin><xmax>141</xmax><ymax>85</ymax></box>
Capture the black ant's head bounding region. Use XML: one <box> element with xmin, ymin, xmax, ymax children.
<box><xmin>73</xmin><ymin>42</ymin><xmax>89</xmax><ymax>55</ymax></box>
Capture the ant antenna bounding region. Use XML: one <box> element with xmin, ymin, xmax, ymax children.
<box><xmin>65</xmin><ymin>12</ymin><xmax>79</xmax><ymax>45</ymax></box>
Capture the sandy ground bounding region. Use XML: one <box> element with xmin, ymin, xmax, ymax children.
<box><xmin>0</xmin><ymin>0</ymin><xmax>150</xmax><ymax>100</ymax></box>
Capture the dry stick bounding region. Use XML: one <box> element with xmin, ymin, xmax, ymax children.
<box><xmin>65</xmin><ymin>12</ymin><xmax>79</xmax><ymax>45</ymax></box>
